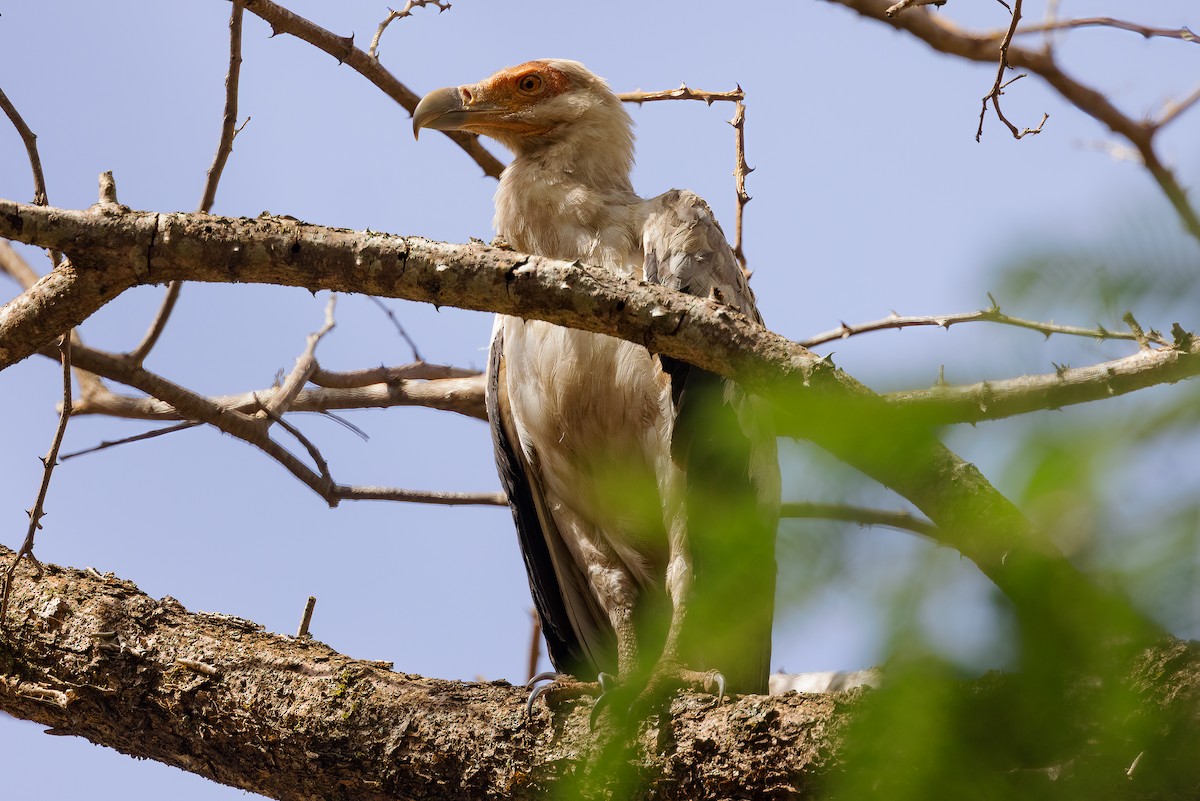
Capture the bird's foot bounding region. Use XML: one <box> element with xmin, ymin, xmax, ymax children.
<box><xmin>630</xmin><ymin>661</ymin><xmax>726</xmax><ymax>718</ymax></box>
<box><xmin>524</xmin><ymin>671</ymin><xmax>605</xmax><ymax>718</ymax></box>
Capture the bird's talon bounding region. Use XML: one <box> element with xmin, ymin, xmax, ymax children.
<box><xmin>525</xmin><ymin>670</ymin><xmax>560</xmax><ymax>689</ymax></box>
<box><xmin>523</xmin><ymin>671</ymin><xmax>566</xmax><ymax>716</ymax></box>
<box><xmin>588</xmin><ymin>672</ymin><xmax>618</xmax><ymax>730</ymax></box>
<box><xmin>709</xmin><ymin>671</ymin><xmax>727</xmax><ymax>707</ymax></box>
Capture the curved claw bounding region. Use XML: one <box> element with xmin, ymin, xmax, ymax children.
<box><xmin>709</xmin><ymin>671</ymin><xmax>727</xmax><ymax>707</ymax></box>
<box><xmin>525</xmin><ymin>671</ymin><xmax>561</xmax><ymax>689</ymax></box>
<box><xmin>524</xmin><ymin>671</ymin><xmax>564</xmax><ymax>716</ymax></box>
<box><xmin>588</xmin><ymin>672</ymin><xmax>618</xmax><ymax>730</ymax></box>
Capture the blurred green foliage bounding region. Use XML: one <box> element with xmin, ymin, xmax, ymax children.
<box><xmin>770</xmin><ymin>197</ymin><xmax>1200</xmax><ymax>797</ymax></box>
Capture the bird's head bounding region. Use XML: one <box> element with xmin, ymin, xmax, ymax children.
<box><xmin>413</xmin><ymin>59</ymin><xmax>632</xmax><ymax>158</ymax></box>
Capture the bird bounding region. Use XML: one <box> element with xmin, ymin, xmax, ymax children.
<box><xmin>413</xmin><ymin>60</ymin><xmax>780</xmax><ymax>702</ymax></box>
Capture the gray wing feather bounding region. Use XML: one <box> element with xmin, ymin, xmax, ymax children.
<box><xmin>642</xmin><ymin>190</ymin><xmax>764</xmax><ymax>323</ymax></box>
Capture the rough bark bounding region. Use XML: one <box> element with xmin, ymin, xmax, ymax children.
<box><xmin>2</xmin><ymin>544</ymin><xmax>1198</xmax><ymax>800</ymax></box>
<box><xmin>0</xmin><ymin>545</ymin><xmax>841</xmax><ymax>800</ymax></box>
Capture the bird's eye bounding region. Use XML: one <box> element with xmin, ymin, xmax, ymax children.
<box><xmin>517</xmin><ymin>74</ymin><xmax>543</xmax><ymax>94</ymax></box>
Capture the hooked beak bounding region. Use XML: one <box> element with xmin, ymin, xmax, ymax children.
<box><xmin>412</xmin><ymin>85</ymin><xmax>503</xmax><ymax>139</ymax></box>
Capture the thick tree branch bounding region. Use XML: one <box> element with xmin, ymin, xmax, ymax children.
<box><xmin>0</xmin><ymin>544</ymin><xmax>838</xmax><ymax>800</ymax></box>
<box><xmin>0</xmin><ymin>200</ymin><xmax>1164</xmax><ymax>651</ymax></box>
<box><xmin>1</xmin><ymin>545</ymin><xmax>1196</xmax><ymax>800</ymax></box>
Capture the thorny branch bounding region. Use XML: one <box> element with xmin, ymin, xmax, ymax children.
<box><xmin>368</xmin><ymin>0</ymin><xmax>451</xmax><ymax>58</ymax></box>
<box><xmin>1005</xmin><ymin>16</ymin><xmax>1200</xmax><ymax>46</ymax></box>
<box><xmin>976</xmin><ymin>0</ymin><xmax>1048</xmax><ymax>142</ymax></box>
<box><xmin>0</xmin><ymin>335</ymin><xmax>71</xmax><ymax>624</ymax></box>
<box><xmin>617</xmin><ymin>84</ymin><xmax>745</xmax><ymax>105</ymax></box>
<box><xmin>800</xmin><ymin>297</ymin><xmax>1172</xmax><ymax>349</ymax></box>
<box><xmin>0</xmin><ymin>71</ymin><xmax>79</xmax><ymax>615</ymax></box>
<box><xmin>827</xmin><ymin>0</ymin><xmax>1200</xmax><ymax>243</ymax></box>
<box><xmin>617</xmin><ymin>84</ymin><xmax>752</xmax><ymax>274</ymax></box>
<box><xmin>730</xmin><ymin>100</ymin><xmax>752</xmax><ymax>275</ymax></box>
<box><xmin>0</xmin><ymin>225</ymin><xmax>495</xmax><ymax>508</ymax></box>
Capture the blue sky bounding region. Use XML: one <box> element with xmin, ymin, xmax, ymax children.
<box><xmin>1</xmin><ymin>1</ymin><xmax>1196</xmax><ymax>798</ymax></box>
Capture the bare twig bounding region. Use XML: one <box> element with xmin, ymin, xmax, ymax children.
<box><xmin>617</xmin><ymin>84</ymin><xmax>752</xmax><ymax>275</ymax></box>
<box><xmin>176</xmin><ymin>658</ymin><xmax>221</xmax><ymax>677</ymax></box>
<box><xmin>367</xmin><ymin>296</ymin><xmax>423</xmax><ymax>362</ymax></box>
<box><xmin>256</xmin><ymin>395</ymin><xmax>335</xmax><ymax>487</ymax></box>
<box><xmin>730</xmin><ymin>100</ymin><xmax>752</xmax><ymax>276</ymax></box>
<box><xmin>617</xmin><ymin>84</ymin><xmax>744</xmax><ymax>105</ymax></box>
<box><xmin>368</xmin><ymin>0</ymin><xmax>451</xmax><ymax>58</ymax></box>
<box><xmin>312</xmin><ymin>362</ymin><xmax>478</xmax><ymax>387</ymax></box>
<box><xmin>66</xmin><ymin>363</ymin><xmax>488</xmax><ymax>422</ymax></box>
<box><xmin>4</xmin><ymin>296</ymin><xmax>492</xmax><ymax>510</ymax></box>
<box><xmin>1007</xmin><ymin>17</ymin><xmax>1199</xmax><ymax>46</ymax></box>
<box><xmin>799</xmin><ymin>298</ymin><xmax>1168</xmax><ymax>349</ymax></box>
<box><xmin>127</xmin><ymin>283</ymin><xmax>183</xmax><ymax>367</ymax></box>
<box><xmin>1153</xmin><ymin>82</ymin><xmax>1200</xmax><ymax>131</ymax></box>
<box><xmin>977</xmin><ymin>0</ymin><xmax>1048</xmax><ymax>142</ymax></box>
<box><xmin>0</xmin><ymin>84</ymin><xmax>61</xmax><ymax>270</ymax></box>
<box><xmin>297</xmin><ymin>596</ymin><xmax>317</xmax><ymax>638</ymax></box>
<box><xmin>259</xmin><ymin>295</ymin><xmax>337</xmax><ymax>421</ymax></box>
<box><xmin>60</xmin><ymin>422</ymin><xmax>203</xmax><ymax>461</ymax></box>
<box><xmin>0</xmin><ymin>85</ymin><xmax>50</xmax><ymax>207</ymax></box>
<box><xmin>780</xmin><ymin>502</ymin><xmax>938</xmax><ymax>538</ymax></box>
<box><xmin>1</xmin><ymin>335</ymin><xmax>72</xmax><ymax>625</ymax></box>
<box><xmin>335</xmin><ymin>486</ymin><xmax>506</xmax><ymax>506</ymax></box>
<box><xmin>1122</xmin><ymin>312</ymin><xmax>1151</xmax><ymax>351</ymax></box>
<box><xmin>199</xmin><ymin>1</ymin><xmax>245</xmax><ymax>215</ymax></box>
<box><xmin>829</xmin><ymin>0</ymin><xmax>1200</xmax><ymax>241</ymax></box>
<box><xmin>885</xmin><ymin>0</ymin><xmax>946</xmax><ymax>17</ymax></box>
